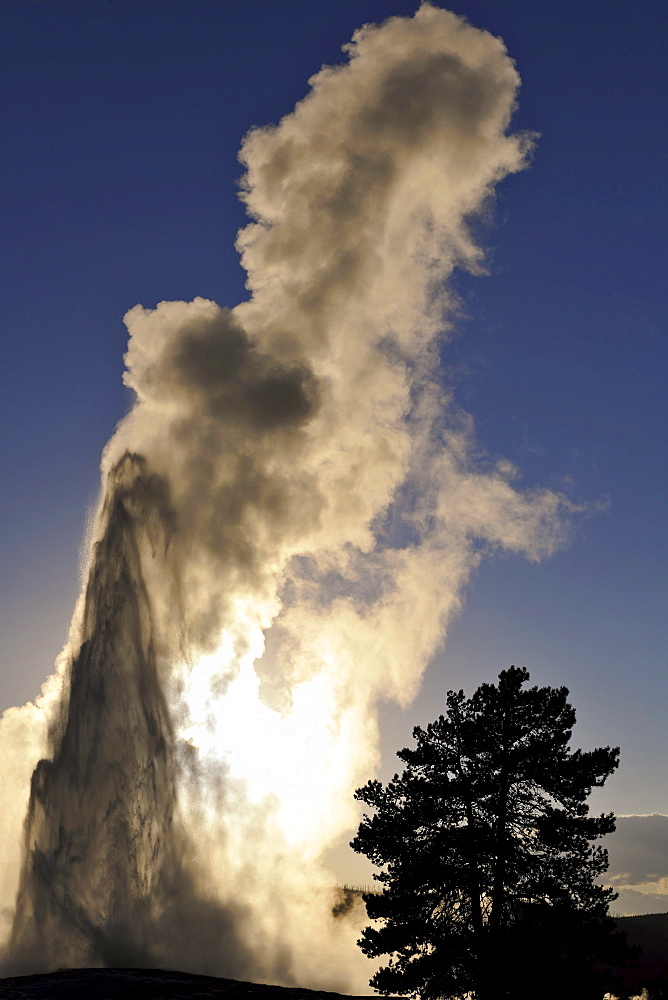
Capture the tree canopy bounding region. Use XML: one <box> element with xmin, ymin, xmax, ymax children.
<box><xmin>352</xmin><ymin>666</ymin><xmax>634</xmax><ymax>1000</ymax></box>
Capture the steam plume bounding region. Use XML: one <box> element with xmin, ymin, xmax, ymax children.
<box><xmin>1</xmin><ymin>5</ymin><xmax>574</xmax><ymax>991</ymax></box>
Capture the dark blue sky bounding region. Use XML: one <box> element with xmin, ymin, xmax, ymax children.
<box><xmin>1</xmin><ymin>0</ymin><xmax>666</xmax><ymax>839</ymax></box>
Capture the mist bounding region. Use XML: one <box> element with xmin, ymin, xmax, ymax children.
<box><xmin>0</xmin><ymin>5</ymin><xmax>574</xmax><ymax>991</ymax></box>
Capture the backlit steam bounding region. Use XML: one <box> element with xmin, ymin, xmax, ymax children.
<box><xmin>1</xmin><ymin>5</ymin><xmax>574</xmax><ymax>991</ymax></box>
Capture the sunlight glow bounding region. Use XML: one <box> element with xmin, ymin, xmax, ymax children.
<box><xmin>178</xmin><ymin>603</ymin><xmax>353</xmax><ymax>852</ymax></box>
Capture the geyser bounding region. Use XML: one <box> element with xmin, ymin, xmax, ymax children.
<box><xmin>11</xmin><ymin>457</ymin><xmax>179</xmax><ymax>967</ymax></box>
<box><xmin>1</xmin><ymin>5</ymin><xmax>575</xmax><ymax>991</ymax></box>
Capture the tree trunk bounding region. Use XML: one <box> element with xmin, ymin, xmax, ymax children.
<box><xmin>486</xmin><ymin>706</ymin><xmax>510</xmax><ymax>998</ymax></box>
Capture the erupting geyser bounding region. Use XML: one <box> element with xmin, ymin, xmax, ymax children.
<box><xmin>10</xmin><ymin>457</ymin><xmax>181</xmax><ymax>969</ymax></box>
<box><xmin>1</xmin><ymin>5</ymin><xmax>575</xmax><ymax>991</ymax></box>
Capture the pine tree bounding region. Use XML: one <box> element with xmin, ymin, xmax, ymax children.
<box><xmin>352</xmin><ymin>666</ymin><xmax>633</xmax><ymax>1000</ymax></box>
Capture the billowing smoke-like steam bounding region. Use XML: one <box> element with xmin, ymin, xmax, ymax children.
<box><xmin>0</xmin><ymin>5</ymin><xmax>575</xmax><ymax>991</ymax></box>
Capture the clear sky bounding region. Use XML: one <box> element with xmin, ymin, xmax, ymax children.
<box><xmin>1</xmin><ymin>1</ymin><xmax>666</xmax><ymax>912</ymax></box>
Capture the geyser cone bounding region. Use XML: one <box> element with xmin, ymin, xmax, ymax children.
<box><xmin>10</xmin><ymin>455</ymin><xmax>178</xmax><ymax>970</ymax></box>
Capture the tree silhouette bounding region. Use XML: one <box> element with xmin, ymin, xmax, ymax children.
<box><xmin>352</xmin><ymin>666</ymin><xmax>635</xmax><ymax>1000</ymax></box>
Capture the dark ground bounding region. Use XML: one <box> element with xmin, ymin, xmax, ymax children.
<box><xmin>0</xmin><ymin>968</ymin><xmax>374</xmax><ymax>1000</ymax></box>
<box><xmin>2</xmin><ymin>914</ymin><xmax>668</xmax><ymax>1000</ymax></box>
<box><xmin>613</xmin><ymin>912</ymin><xmax>668</xmax><ymax>995</ymax></box>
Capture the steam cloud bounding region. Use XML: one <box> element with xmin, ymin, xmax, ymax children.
<box><xmin>0</xmin><ymin>5</ymin><xmax>575</xmax><ymax>991</ymax></box>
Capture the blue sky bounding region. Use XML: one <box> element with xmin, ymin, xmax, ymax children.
<box><xmin>1</xmin><ymin>1</ymin><xmax>666</xmax><ymax>901</ymax></box>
